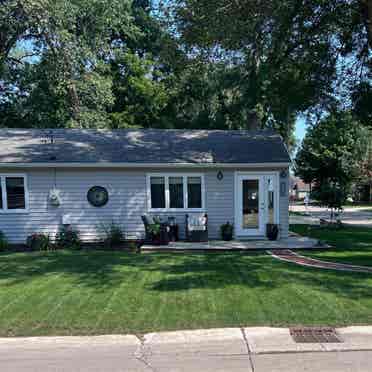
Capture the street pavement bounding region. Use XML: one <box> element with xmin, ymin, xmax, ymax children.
<box><xmin>1</xmin><ymin>327</ymin><xmax>372</xmax><ymax>371</ymax></box>
<box><xmin>289</xmin><ymin>205</ymin><xmax>372</xmax><ymax>227</ymax></box>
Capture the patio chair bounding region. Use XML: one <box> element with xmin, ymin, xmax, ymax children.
<box><xmin>141</xmin><ymin>215</ymin><xmax>154</xmax><ymax>242</ymax></box>
<box><xmin>141</xmin><ymin>215</ymin><xmax>170</xmax><ymax>245</ymax></box>
<box><xmin>185</xmin><ymin>213</ymin><xmax>208</xmax><ymax>242</ymax></box>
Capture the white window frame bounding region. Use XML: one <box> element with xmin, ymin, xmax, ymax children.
<box><xmin>146</xmin><ymin>173</ymin><xmax>205</xmax><ymax>212</ymax></box>
<box><xmin>0</xmin><ymin>174</ymin><xmax>29</xmax><ymax>213</ymax></box>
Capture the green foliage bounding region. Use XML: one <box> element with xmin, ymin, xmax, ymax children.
<box><xmin>295</xmin><ymin>111</ymin><xmax>369</xmax><ymax>211</ymax></box>
<box><xmin>99</xmin><ymin>221</ymin><xmax>124</xmax><ymax>248</ymax></box>
<box><xmin>166</xmin><ymin>0</ymin><xmax>347</xmax><ymax>146</ymax></box>
<box><xmin>26</xmin><ymin>233</ymin><xmax>52</xmax><ymax>251</ymax></box>
<box><xmin>55</xmin><ymin>226</ymin><xmax>81</xmax><ymax>250</ymax></box>
<box><xmin>1</xmin><ymin>0</ymin><xmax>371</xmax><ymax>147</ymax></box>
<box><xmin>147</xmin><ymin>221</ymin><xmax>161</xmax><ymax>236</ymax></box>
<box><xmin>0</xmin><ymin>231</ymin><xmax>9</xmax><ymax>250</ymax></box>
<box><xmin>0</xmin><ymin>0</ymin><xmax>144</xmax><ymax>128</ymax></box>
<box><xmin>109</xmin><ymin>51</ymin><xmax>169</xmax><ymax>128</ymax></box>
<box><xmin>351</xmin><ymin>82</ymin><xmax>372</xmax><ymax>127</ymax></box>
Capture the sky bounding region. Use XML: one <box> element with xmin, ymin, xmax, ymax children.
<box><xmin>295</xmin><ymin>116</ymin><xmax>308</xmax><ymax>144</ymax></box>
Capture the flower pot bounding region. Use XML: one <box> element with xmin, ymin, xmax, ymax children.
<box><xmin>266</xmin><ymin>224</ymin><xmax>279</xmax><ymax>241</ymax></box>
<box><xmin>222</xmin><ymin>232</ymin><xmax>233</xmax><ymax>241</ymax></box>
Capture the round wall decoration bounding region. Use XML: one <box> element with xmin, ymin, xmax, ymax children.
<box><xmin>87</xmin><ymin>186</ymin><xmax>109</xmax><ymax>207</ymax></box>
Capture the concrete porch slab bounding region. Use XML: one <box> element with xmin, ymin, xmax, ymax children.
<box><xmin>141</xmin><ymin>236</ymin><xmax>323</xmax><ymax>251</ymax></box>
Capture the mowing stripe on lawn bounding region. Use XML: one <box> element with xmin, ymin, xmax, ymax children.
<box><xmin>0</xmin><ymin>273</ymin><xmax>63</xmax><ymax>319</ymax></box>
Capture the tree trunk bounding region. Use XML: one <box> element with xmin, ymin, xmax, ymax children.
<box><xmin>247</xmin><ymin>110</ymin><xmax>260</xmax><ymax>130</ymax></box>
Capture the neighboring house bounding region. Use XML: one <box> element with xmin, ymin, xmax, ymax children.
<box><xmin>290</xmin><ymin>176</ymin><xmax>311</xmax><ymax>201</ymax></box>
<box><xmin>0</xmin><ymin>129</ymin><xmax>291</xmax><ymax>243</ymax></box>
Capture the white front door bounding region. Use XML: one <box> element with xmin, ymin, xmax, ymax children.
<box><xmin>235</xmin><ymin>173</ymin><xmax>278</xmax><ymax>237</ymax></box>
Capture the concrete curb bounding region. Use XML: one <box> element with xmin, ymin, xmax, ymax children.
<box><xmin>0</xmin><ymin>326</ymin><xmax>372</xmax><ymax>355</ymax></box>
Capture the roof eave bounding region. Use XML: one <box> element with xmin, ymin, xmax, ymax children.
<box><xmin>0</xmin><ymin>161</ymin><xmax>291</xmax><ymax>169</ymax></box>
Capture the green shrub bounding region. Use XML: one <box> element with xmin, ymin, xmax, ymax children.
<box><xmin>55</xmin><ymin>226</ymin><xmax>81</xmax><ymax>250</ymax></box>
<box><xmin>99</xmin><ymin>221</ymin><xmax>124</xmax><ymax>248</ymax></box>
<box><xmin>0</xmin><ymin>231</ymin><xmax>9</xmax><ymax>250</ymax></box>
<box><xmin>26</xmin><ymin>233</ymin><xmax>51</xmax><ymax>251</ymax></box>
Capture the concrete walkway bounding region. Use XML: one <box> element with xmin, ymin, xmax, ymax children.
<box><xmin>270</xmin><ymin>249</ymin><xmax>372</xmax><ymax>273</ymax></box>
<box><xmin>2</xmin><ymin>327</ymin><xmax>372</xmax><ymax>371</ymax></box>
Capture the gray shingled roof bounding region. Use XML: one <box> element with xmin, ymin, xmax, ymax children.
<box><xmin>0</xmin><ymin>129</ymin><xmax>290</xmax><ymax>164</ymax></box>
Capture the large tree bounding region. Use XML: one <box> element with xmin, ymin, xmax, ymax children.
<box><xmin>162</xmin><ymin>0</ymin><xmax>372</xmax><ymax>145</ymax></box>
<box><xmin>0</xmin><ymin>0</ymin><xmax>178</xmax><ymax>128</ymax></box>
<box><xmin>295</xmin><ymin>112</ymin><xmax>369</xmax><ymax>210</ymax></box>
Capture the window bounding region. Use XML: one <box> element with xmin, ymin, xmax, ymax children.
<box><xmin>0</xmin><ymin>175</ymin><xmax>28</xmax><ymax>213</ymax></box>
<box><xmin>187</xmin><ymin>177</ymin><xmax>202</xmax><ymax>209</ymax></box>
<box><xmin>150</xmin><ymin>176</ymin><xmax>165</xmax><ymax>209</ymax></box>
<box><xmin>169</xmin><ymin>177</ymin><xmax>184</xmax><ymax>208</ymax></box>
<box><xmin>148</xmin><ymin>174</ymin><xmax>204</xmax><ymax>211</ymax></box>
<box><xmin>267</xmin><ymin>177</ymin><xmax>275</xmax><ymax>224</ymax></box>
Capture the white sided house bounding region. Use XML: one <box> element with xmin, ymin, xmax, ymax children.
<box><xmin>0</xmin><ymin>129</ymin><xmax>291</xmax><ymax>243</ymax></box>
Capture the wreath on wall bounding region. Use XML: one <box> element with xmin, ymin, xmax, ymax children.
<box><xmin>87</xmin><ymin>186</ymin><xmax>109</xmax><ymax>207</ymax></box>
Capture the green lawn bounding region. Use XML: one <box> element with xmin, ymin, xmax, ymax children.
<box><xmin>0</xmin><ymin>249</ymin><xmax>372</xmax><ymax>336</ymax></box>
<box><xmin>291</xmin><ymin>224</ymin><xmax>372</xmax><ymax>266</ymax></box>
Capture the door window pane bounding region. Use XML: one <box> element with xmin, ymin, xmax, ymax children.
<box><xmin>187</xmin><ymin>177</ymin><xmax>202</xmax><ymax>208</ymax></box>
<box><xmin>242</xmin><ymin>179</ymin><xmax>259</xmax><ymax>228</ymax></box>
<box><xmin>169</xmin><ymin>177</ymin><xmax>184</xmax><ymax>208</ymax></box>
<box><xmin>150</xmin><ymin>177</ymin><xmax>165</xmax><ymax>209</ymax></box>
<box><xmin>6</xmin><ymin>177</ymin><xmax>26</xmax><ymax>209</ymax></box>
<box><xmin>268</xmin><ymin>178</ymin><xmax>274</xmax><ymax>224</ymax></box>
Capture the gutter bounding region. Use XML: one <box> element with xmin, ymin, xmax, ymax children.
<box><xmin>0</xmin><ymin>162</ymin><xmax>291</xmax><ymax>169</ymax></box>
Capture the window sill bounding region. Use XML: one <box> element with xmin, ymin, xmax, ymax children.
<box><xmin>0</xmin><ymin>209</ymin><xmax>29</xmax><ymax>214</ymax></box>
<box><xmin>148</xmin><ymin>208</ymin><xmax>206</xmax><ymax>213</ymax></box>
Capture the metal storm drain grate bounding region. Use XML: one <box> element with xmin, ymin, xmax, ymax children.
<box><xmin>290</xmin><ymin>327</ymin><xmax>343</xmax><ymax>343</ymax></box>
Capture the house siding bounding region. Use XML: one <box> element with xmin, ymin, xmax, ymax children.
<box><xmin>0</xmin><ymin>167</ymin><xmax>289</xmax><ymax>243</ymax></box>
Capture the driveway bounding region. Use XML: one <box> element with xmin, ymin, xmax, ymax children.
<box><xmin>290</xmin><ymin>205</ymin><xmax>372</xmax><ymax>227</ymax></box>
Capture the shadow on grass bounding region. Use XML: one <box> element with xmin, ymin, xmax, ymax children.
<box><xmin>0</xmin><ymin>249</ymin><xmax>371</xmax><ymax>302</ymax></box>
<box><xmin>292</xmin><ymin>224</ymin><xmax>372</xmax><ymax>267</ymax></box>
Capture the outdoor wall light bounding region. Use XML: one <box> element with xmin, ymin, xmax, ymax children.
<box><xmin>217</xmin><ymin>171</ymin><xmax>224</xmax><ymax>181</ymax></box>
<box><xmin>280</xmin><ymin>169</ymin><xmax>288</xmax><ymax>178</ymax></box>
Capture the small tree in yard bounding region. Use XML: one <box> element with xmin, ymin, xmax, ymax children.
<box><xmin>295</xmin><ymin>112</ymin><xmax>369</xmax><ymax>221</ymax></box>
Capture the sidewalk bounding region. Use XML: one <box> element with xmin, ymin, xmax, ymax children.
<box><xmin>289</xmin><ymin>205</ymin><xmax>372</xmax><ymax>227</ymax></box>
<box><xmin>1</xmin><ymin>326</ymin><xmax>372</xmax><ymax>371</ymax></box>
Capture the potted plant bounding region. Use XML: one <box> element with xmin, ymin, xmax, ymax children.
<box><xmin>148</xmin><ymin>221</ymin><xmax>162</xmax><ymax>244</ymax></box>
<box><xmin>266</xmin><ymin>223</ymin><xmax>279</xmax><ymax>241</ymax></box>
<box><xmin>220</xmin><ymin>222</ymin><xmax>234</xmax><ymax>241</ymax></box>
